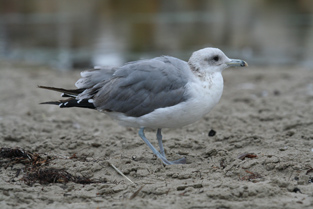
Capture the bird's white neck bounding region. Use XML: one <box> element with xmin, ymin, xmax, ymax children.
<box><xmin>186</xmin><ymin>71</ymin><xmax>224</xmax><ymax>116</ymax></box>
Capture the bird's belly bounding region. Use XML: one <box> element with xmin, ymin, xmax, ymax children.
<box><xmin>108</xmin><ymin>73</ymin><xmax>224</xmax><ymax>129</ymax></box>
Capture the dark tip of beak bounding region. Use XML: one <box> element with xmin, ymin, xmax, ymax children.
<box><xmin>241</xmin><ymin>60</ymin><xmax>248</xmax><ymax>67</ymax></box>
<box><xmin>227</xmin><ymin>59</ymin><xmax>248</xmax><ymax>68</ymax></box>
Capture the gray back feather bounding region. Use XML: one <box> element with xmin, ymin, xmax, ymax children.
<box><xmin>79</xmin><ymin>56</ymin><xmax>192</xmax><ymax>117</ymax></box>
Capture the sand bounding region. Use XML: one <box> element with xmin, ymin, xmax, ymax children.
<box><xmin>0</xmin><ymin>61</ymin><xmax>313</xmax><ymax>209</ymax></box>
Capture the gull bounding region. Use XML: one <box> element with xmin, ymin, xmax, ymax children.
<box><xmin>39</xmin><ymin>47</ymin><xmax>247</xmax><ymax>165</ymax></box>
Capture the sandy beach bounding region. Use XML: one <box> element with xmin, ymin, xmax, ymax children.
<box><xmin>0</xmin><ymin>61</ymin><xmax>313</xmax><ymax>209</ymax></box>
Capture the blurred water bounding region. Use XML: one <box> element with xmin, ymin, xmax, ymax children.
<box><xmin>0</xmin><ymin>0</ymin><xmax>313</xmax><ymax>70</ymax></box>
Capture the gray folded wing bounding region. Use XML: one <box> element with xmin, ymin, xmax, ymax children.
<box><xmin>83</xmin><ymin>56</ymin><xmax>192</xmax><ymax>117</ymax></box>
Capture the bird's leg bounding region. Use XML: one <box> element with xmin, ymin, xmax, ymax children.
<box><xmin>138</xmin><ymin>128</ymin><xmax>186</xmax><ymax>165</ymax></box>
<box><xmin>156</xmin><ymin>129</ymin><xmax>165</xmax><ymax>157</ymax></box>
<box><xmin>139</xmin><ymin>128</ymin><xmax>171</xmax><ymax>165</ymax></box>
<box><xmin>156</xmin><ymin>129</ymin><xmax>186</xmax><ymax>164</ymax></box>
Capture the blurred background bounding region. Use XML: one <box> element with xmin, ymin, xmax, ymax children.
<box><xmin>0</xmin><ymin>0</ymin><xmax>313</xmax><ymax>70</ymax></box>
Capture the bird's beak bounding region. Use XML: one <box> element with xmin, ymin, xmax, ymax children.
<box><xmin>226</xmin><ymin>59</ymin><xmax>248</xmax><ymax>67</ymax></box>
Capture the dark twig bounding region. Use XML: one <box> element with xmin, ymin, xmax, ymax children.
<box><xmin>129</xmin><ymin>185</ymin><xmax>145</xmax><ymax>200</ymax></box>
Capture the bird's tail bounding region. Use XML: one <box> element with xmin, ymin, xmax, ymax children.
<box><xmin>38</xmin><ymin>86</ymin><xmax>84</xmax><ymax>97</ymax></box>
<box><xmin>38</xmin><ymin>85</ymin><xmax>95</xmax><ymax>109</ymax></box>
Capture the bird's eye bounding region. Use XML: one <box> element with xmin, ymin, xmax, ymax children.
<box><xmin>213</xmin><ymin>56</ymin><xmax>219</xmax><ymax>62</ymax></box>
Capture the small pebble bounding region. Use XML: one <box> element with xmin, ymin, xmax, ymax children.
<box><xmin>208</xmin><ymin>129</ymin><xmax>216</xmax><ymax>137</ymax></box>
<box><xmin>273</xmin><ymin>90</ymin><xmax>280</xmax><ymax>96</ymax></box>
<box><xmin>293</xmin><ymin>188</ymin><xmax>302</xmax><ymax>193</ymax></box>
<box><xmin>279</xmin><ymin>146</ymin><xmax>288</xmax><ymax>151</ymax></box>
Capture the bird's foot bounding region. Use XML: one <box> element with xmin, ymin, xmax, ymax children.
<box><xmin>161</xmin><ymin>157</ymin><xmax>186</xmax><ymax>165</ymax></box>
<box><xmin>139</xmin><ymin>128</ymin><xmax>186</xmax><ymax>165</ymax></box>
<box><xmin>169</xmin><ymin>157</ymin><xmax>186</xmax><ymax>165</ymax></box>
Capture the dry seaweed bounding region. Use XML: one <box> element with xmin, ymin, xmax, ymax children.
<box><xmin>0</xmin><ymin>147</ymin><xmax>33</xmax><ymax>160</ymax></box>
<box><xmin>22</xmin><ymin>167</ymin><xmax>104</xmax><ymax>186</ymax></box>
<box><xmin>0</xmin><ymin>147</ymin><xmax>51</xmax><ymax>167</ymax></box>
<box><xmin>0</xmin><ymin>147</ymin><xmax>106</xmax><ymax>186</ymax></box>
<box><xmin>238</xmin><ymin>153</ymin><xmax>258</xmax><ymax>160</ymax></box>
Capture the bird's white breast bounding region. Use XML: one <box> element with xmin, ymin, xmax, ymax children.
<box><xmin>106</xmin><ymin>72</ymin><xmax>224</xmax><ymax>129</ymax></box>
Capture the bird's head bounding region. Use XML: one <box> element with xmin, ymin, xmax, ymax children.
<box><xmin>188</xmin><ymin>47</ymin><xmax>248</xmax><ymax>73</ymax></box>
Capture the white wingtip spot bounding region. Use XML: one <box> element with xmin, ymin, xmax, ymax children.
<box><xmin>64</xmin><ymin>102</ymin><xmax>68</xmax><ymax>106</ymax></box>
<box><xmin>94</xmin><ymin>66</ymin><xmax>101</xmax><ymax>70</ymax></box>
<box><xmin>59</xmin><ymin>103</ymin><xmax>63</xmax><ymax>107</ymax></box>
<box><xmin>75</xmin><ymin>79</ymin><xmax>83</xmax><ymax>88</ymax></box>
<box><xmin>80</xmin><ymin>71</ymin><xmax>89</xmax><ymax>77</ymax></box>
<box><xmin>61</xmin><ymin>93</ymin><xmax>64</xmax><ymax>97</ymax></box>
<box><xmin>77</xmin><ymin>99</ymin><xmax>82</xmax><ymax>104</ymax></box>
<box><xmin>88</xmin><ymin>99</ymin><xmax>94</xmax><ymax>103</ymax></box>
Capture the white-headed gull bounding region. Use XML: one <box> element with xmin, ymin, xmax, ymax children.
<box><xmin>39</xmin><ymin>47</ymin><xmax>248</xmax><ymax>165</ymax></box>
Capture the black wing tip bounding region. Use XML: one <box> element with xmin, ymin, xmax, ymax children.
<box><xmin>38</xmin><ymin>85</ymin><xmax>54</xmax><ymax>89</ymax></box>
<box><xmin>39</xmin><ymin>85</ymin><xmax>95</xmax><ymax>109</ymax></box>
<box><xmin>40</xmin><ymin>99</ymin><xmax>95</xmax><ymax>109</ymax></box>
<box><xmin>38</xmin><ymin>85</ymin><xmax>85</xmax><ymax>97</ymax></box>
<box><xmin>40</xmin><ymin>101</ymin><xmax>61</xmax><ymax>105</ymax></box>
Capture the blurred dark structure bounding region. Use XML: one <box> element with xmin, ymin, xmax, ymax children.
<box><xmin>0</xmin><ymin>0</ymin><xmax>312</xmax><ymax>70</ymax></box>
